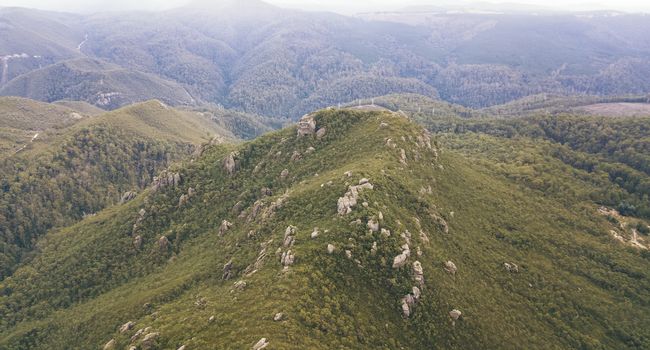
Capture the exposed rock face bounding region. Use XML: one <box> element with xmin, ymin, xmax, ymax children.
<box><xmin>444</xmin><ymin>261</ymin><xmax>457</xmax><ymax>275</ymax></box>
<box><xmin>219</xmin><ymin>220</ymin><xmax>233</xmax><ymax>236</ymax></box>
<box><xmin>297</xmin><ymin>114</ymin><xmax>316</xmax><ymax>137</ymax></box>
<box><xmin>327</xmin><ymin>244</ymin><xmax>335</xmax><ymax>254</ymax></box>
<box><xmin>413</xmin><ymin>261</ymin><xmax>424</xmax><ymax>286</ymax></box>
<box><xmin>223</xmin><ymin>152</ymin><xmax>238</xmax><ymax>175</ymax></box>
<box><xmin>157</xmin><ymin>236</ymin><xmax>169</xmax><ymax>252</ymax></box>
<box><xmin>152</xmin><ymin>171</ymin><xmax>181</xmax><ymax>192</ymax></box>
<box><xmin>223</xmin><ymin>259</ymin><xmax>234</xmax><ymax>280</ymax></box>
<box><xmin>119</xmin><ymin>321</ymin><xmax>135</xmax><ymax>333</ymax></box>
<box><xmin>247</xmin><ymin>201</ymin><xmax>265</xmax><ymax>223</ymax></box>
<box><xmin>337</xmin><ymin>181</ymin><xmax>374</xmax><ymax>215</ymax></box>
<box><xmin>120</xmin><ymin>191</ymin><xmax>137</xmax><ymax>204</ymax></box>
<box><xmin>130</xmin><ymin>328</ymin><xmax>145</xmax><ymax>343</ymax></box>
<box><xmin>103</xmin><ymin>339</ymin><xmax>116</xmax><ymax>349</ymax></box>
<box><xmin>253</xmin><ymin>337</ymin><xmax>269</xmax><ymax>350</ymax></box>
<box><xmin>504</xmin><ymin>262</ymin><xmax>519</xmax><ymax>273</ymax></box>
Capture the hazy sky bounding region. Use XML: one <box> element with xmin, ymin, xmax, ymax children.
<box><xmin>0</xmin><ymin>0</ymin><xmax>649</xmax><ymax>14</ymax></box>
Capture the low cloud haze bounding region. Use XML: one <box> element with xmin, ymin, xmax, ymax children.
<box><xmin>0</xmin><ymin>0</ymin><xmax>649</xmax><ymax>14</ymax></box>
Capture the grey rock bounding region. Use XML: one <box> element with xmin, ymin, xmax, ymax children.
<box><xmin>297</xmin><ymin>114</ymin><xmax>316</xmax><ymax>137</ymax></box>
<box><xmin>316</xmin><ymin>126</ymin><xmax>327</xmax><ymax>139</ymax></box>
<box><xmin>119</xmin><ymin>321</ymin><xmax>135</xmax><ymax>333</ymax></box>
<box><xmin>219</xmin><ymin>220</ymin><xmax>233</xmax><ymax>236</ymax></box>
<box><xmin>223</xmin><ymin>152</ymin><xmax>238</xmax><ymax>175</ymax></box>
<box><xmin>253</xmin><ymin>337</ymin><xmax>269</xmax><ymax>350</ymax></box>
<box><xmin>103</xmin><ymin>339</ymin><xmax>115</xmax><ymax>350</ymax></box>
<box><xmin>223</xmin><ymin>259</ymin><xmax>234</xmax><ymax>280</ymax></box>
<box><xmin>274</xmin><ymin>312</ymin><xmax>284</xmax><ymax>321</ymax></box>
<box><xmin>120</xmin><ymin>191</ymin><xmax>137</xmax><ymax>204</ymax></box>
<box><xmin>413</xmin><ymin>261</ymin><xmax>424</xmax><ymax>286</ymax></box>
<box><xmin>157</xmin><ymin>236</ymin><xmax>169</xmax><ymax>252</ymax></box>
<box><xmin>444</xmin><ymin>261</ymin><xmax>457</xmax><ymax>275</ymax></box>
<box><xmin>327</xmin><ymin>244</ymin><xmax>335</xmax><ymax>254</ymax></box>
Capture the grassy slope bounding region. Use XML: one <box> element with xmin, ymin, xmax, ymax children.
<box><xmin>0</xmin><ymin>109</ymin><xmax>648</xmax><ymax>349</ymax></box>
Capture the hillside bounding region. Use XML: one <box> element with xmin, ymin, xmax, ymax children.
<box><xmin>0</xmin><ymin>58</ymin><xmax>196</xmax><ymax>109</ymax></box>
<box><xmin>1</xmin><ymin>109</ymin><xmax>648</xmax><ymax>349</ymax></box>
<box><xmin>2</xmin><ymin>4</ymin><xmax>650</xmax><ymax>116</ymax></box>
<box><xmin>0</xmin><ymin>100</ymin><xmax>233</xmax><ymax>279</ymax></box>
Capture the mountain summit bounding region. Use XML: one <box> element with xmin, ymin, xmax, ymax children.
<box><xmin>1</xmin><ymin>108</ymin><xmax>648</xmax><ymax>349</ymax></box>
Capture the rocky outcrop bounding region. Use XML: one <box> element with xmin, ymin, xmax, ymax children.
<box><xmin>449</xmin><ymin>309</ymin><xmax>462</xmax><ymax>324</ymax></box>
<box><xmin>152</xmin><ymin>171</ymin><xmax>181</xmax><ymax>192</ymax></box>
<box><xmin>291</xmin><ymin>151</ymin><xmax>302</xmax><ymax>161</ymax></box>
<box><xmin>297</xmin><ymin>114</ymin><xmax>316</xmax><ymax>137</ymax></box>
<box><xmin>283</xmin><ymin>226</ymin><xmax>297</xmax><ymax>247</ymax></box>
<box><xmin>157</xmin><ymin>236</ymin><xmax>169</xmax><ymax>252</ymax></box>
<box><xmin>103</xmin><ymin>339</ymin><xmax>116</xmax><ymax>349</ymax></box>
<box><xmin>142</xmin><ymin>332</ymin><xmax>160</xmax><ymax>349</ymax></box>
<box><xmin>261</xmin><ymin>187</ymin><xmax>273</xmax><ymax>197</ymax></box>
<box><xmin>223</xmin><ymin>151</ymin><xmax>238</xmax><ymax>176</ymax></box>
<box><xmin>432</xmin><ymin>213</ymin><xmax>449</xmax><ymax>234</ymax></box>
<box><xmin>392</xmin><ymin>244</ymin><xmax>410</xmax><ymax>268</ymax></box>
<box><xmin>337</xmin><ymin>179</ymin><xmax>374</xmax><ymax>215</ymax></box>
<box><xmin>178</xmin><ymin>194</ymin><xmax>189</xmax><ymax>207</ymax></box>
<box><xmin>444</xmin><ymin>261</ymin><xmax>457</xmax><ymax>275</ymax></box>
<box><xmin>504</xmin><ymin>262</ymin><xmax>519</xmax><ymax>273</ymax></box>
<box><xmin>120</xmin><ymin>191</ymin><xmax>137</xmax><ymax>204</ymax></box>
<box><xmin>311</xmin><ymin>227</ymin><xmax>319</xmax><ymax>238</ymax></box>
<box><xmin>274</xmin><ymin>312</ymin><xmax>284</xmax><ymax>321</ymax></box>
<box><xmin>413</xmin><ymin>261</ymin><xmax>424</xmax><ymax>286</ymax></box>
<box><xmin>281</xmin><ymin>250</ymin><xmax>295</xmax><ymax>268</ymax></box>
<box><xmin>119</xmin><ymin>321</ymin><xmax>135</xmax><ymax>333</ymax></box>
<box><xmin>327</xmin><ymin>244</ymin><xmax>335</xmax><ymax>254</ymax></box>
<box><xmin>233</xmin><ymin>280</ymin><xmax>247</xmax><ymax>291</ymax></box>
<box><xmin>367</xmin><ymin>218</ymin><xmax>379</xmax><ymax>232</ymax></box>
<box><xmin>133</xmin><ymin>235</ymin><xmax>143</xmax><ymax>250</ymax></box>
<box><xmin>280</xmin><ymin>169</ymin><xmax>289</xmax><ymax>180</ymax></box>
<box><xmin>219</xmin><ymin>220</ymin><xmax>233</xmax><ymax>236</ymax></box>
<box><xmin>253</xmin><ymin>338</ymin><xmax>269</xmax><ymax>350</ymax></box>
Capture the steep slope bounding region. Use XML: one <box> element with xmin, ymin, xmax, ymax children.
<box><xmin>0</xmin><ymin>100</ymin><xmax>230</xmax><ymax>279</ymax></box>
<box><xmin>0</xmin><ymin>58</ymin><xmax>196</xmax><ymax>109</ymax></box>
<box><xmin>1</xmin><ymin>109</ymin><xmax>648</xmax><ymax>349</ymax></box>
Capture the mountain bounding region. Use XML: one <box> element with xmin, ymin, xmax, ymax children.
<box><xmin>0</xmin><ymin>58</ymin><xmax>196</xmax><ymax>109</ymax></box>
<box><xmin>2</xmin><ymin>4</ymin><xmax>650</xmax><ymax>116</ymax></box>
<box><xmin>0</xmin><ymin>98</ymin><xmax>270</xmax><ymax>279</ymax></box>
<box><xmin>1</xmin><ymin>109</ymin><xmax>648</xmax><ymax>349</ymax></box>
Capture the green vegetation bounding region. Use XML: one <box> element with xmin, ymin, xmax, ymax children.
<box><xmin>0</xmin><ymin>100</ymin><xmax>236</xmax><ymax>279</ymax></box>
<box><xmin>1</xmin><ymin>109</ymin><xmax>648</xmax><ymax>349</ymax></box>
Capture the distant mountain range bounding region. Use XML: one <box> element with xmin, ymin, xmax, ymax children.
<box><xmin>1</xmin><ymin>2</ymin><xmax>649</xmax><ymax>117</ymax></box>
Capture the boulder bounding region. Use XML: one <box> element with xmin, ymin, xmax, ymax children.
<box><xmin>413</xmin><ymin>261</ymin><xmax>424</xmax><ymax>286</ymax></box>
<box><xmin>274</xmin><ymin>312</ymin><xmax>284</xmax><ymax>321</ymax></box>
<box><xmin>233</xmin><ymin>280</ymin><xmax>247</xmax><ymax>291</ymax></box>
<box><xmin>337</xmin><ymin>182</ymin><xmax>374</xmax><ymax>215</ymax></box>
<box><xmin>260</xmin><ymin>187</ymin><xmax>273</xmax><ymax>196</ymax></box>
<box><xmin>367</xmin><ymin>218</ymin><xmax>379</xmax><ymax>232</ymax></box>
<box><xmin>297</xmin><ymin>114</ymin><xmax>316</xmax><ymax>137</ymax></box>
<box><xmin>253</xmin><ymin>337</ymin><xmax>269</xmax><ymax>350</ymax></box>
<box><xmin>327</xmin><ymin>244</ymin><xmax>335</xmax><ymax>254</ymax></box>
<box><xmin>133</xmin><ymin>235</ymin><xmax>143</xmax><ymax>250</ymax></box>
<box><xmin>345</xmin><ymin>250</ymin><xmax>352</xmax><ymax>259</ymax></box>
<box><xmin>152</xmin><ymin>171</ymin><xmax>181</xmax><ymax>191</ymax></box>
<box><xmin>371</xmin><ymin>241</ymin><xmax>378</xmax><ymax>255</ymax></box>
<box><xmin>392</xmin><ymin>252</ymin><xmax>409</xmax><ymax>268</ymax></box>
<box><xmin>311</xmin><ymin>228</ymin><xmax>319</xmax><ymax>238</ymax></box>
<box><xmin>142</xmin><ymin>332</ymin><xmax>160</xmax><ymax>349</ymax></box>
<box><xmin>178</xmin><ymin>194</ymin><xmax>189</xmax><ymax>207</ymax></box>
<box><xmin>444</xmin><ymin>261</ymin><xmax>457</xmax><ymax>275</ymax></box>
<box><xmin>157</xmin><ymin>236</ymin><xmax>169</xmax><ymax>252</ymax></box>
<box><xmin>178</xmin><ymin>346</ymin><xmax>186</xmax><ymax>350</ymax></box>
<box><xmin>219</xmin><ymin>220</ymin><xmax>233</xmax><ymax>236</ymax></box>
<box><xmin>504</xmin><ymin>262</ymin><xmax>519</xmax><ymax>273</ymax></box>
<box><xmin>359</xmin><ymin>178</ymin><xmax>369</xmax><ymax>185</ymax></box>
<box><xmin>119</xmin><ymin>321</ymin><xmax>135</xmax><ymax>333</ymax></box>
<box><xmin>449</xmin><ymin>309</ymin><xmax>462</xmax><ymax>321</ymax></box>
<box><xmin>280</xmin><ymin>169</ymin><xmax>289</xmax><ymax>180</ymax></box>
<box><xmin>281</xmin><ymin>250</ymin><xmax>295</xmax><ymax>267</ymax></box>
<box><xmin>291</xmin><ymin>151</ymin><xmax>302</xmax><ymax>161</ymax></box>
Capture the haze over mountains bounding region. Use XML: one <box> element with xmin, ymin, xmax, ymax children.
<box><xmin>1</xmin><ymin>1</ymin><xmax>650</xmax><ymax>118</ymax></box>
